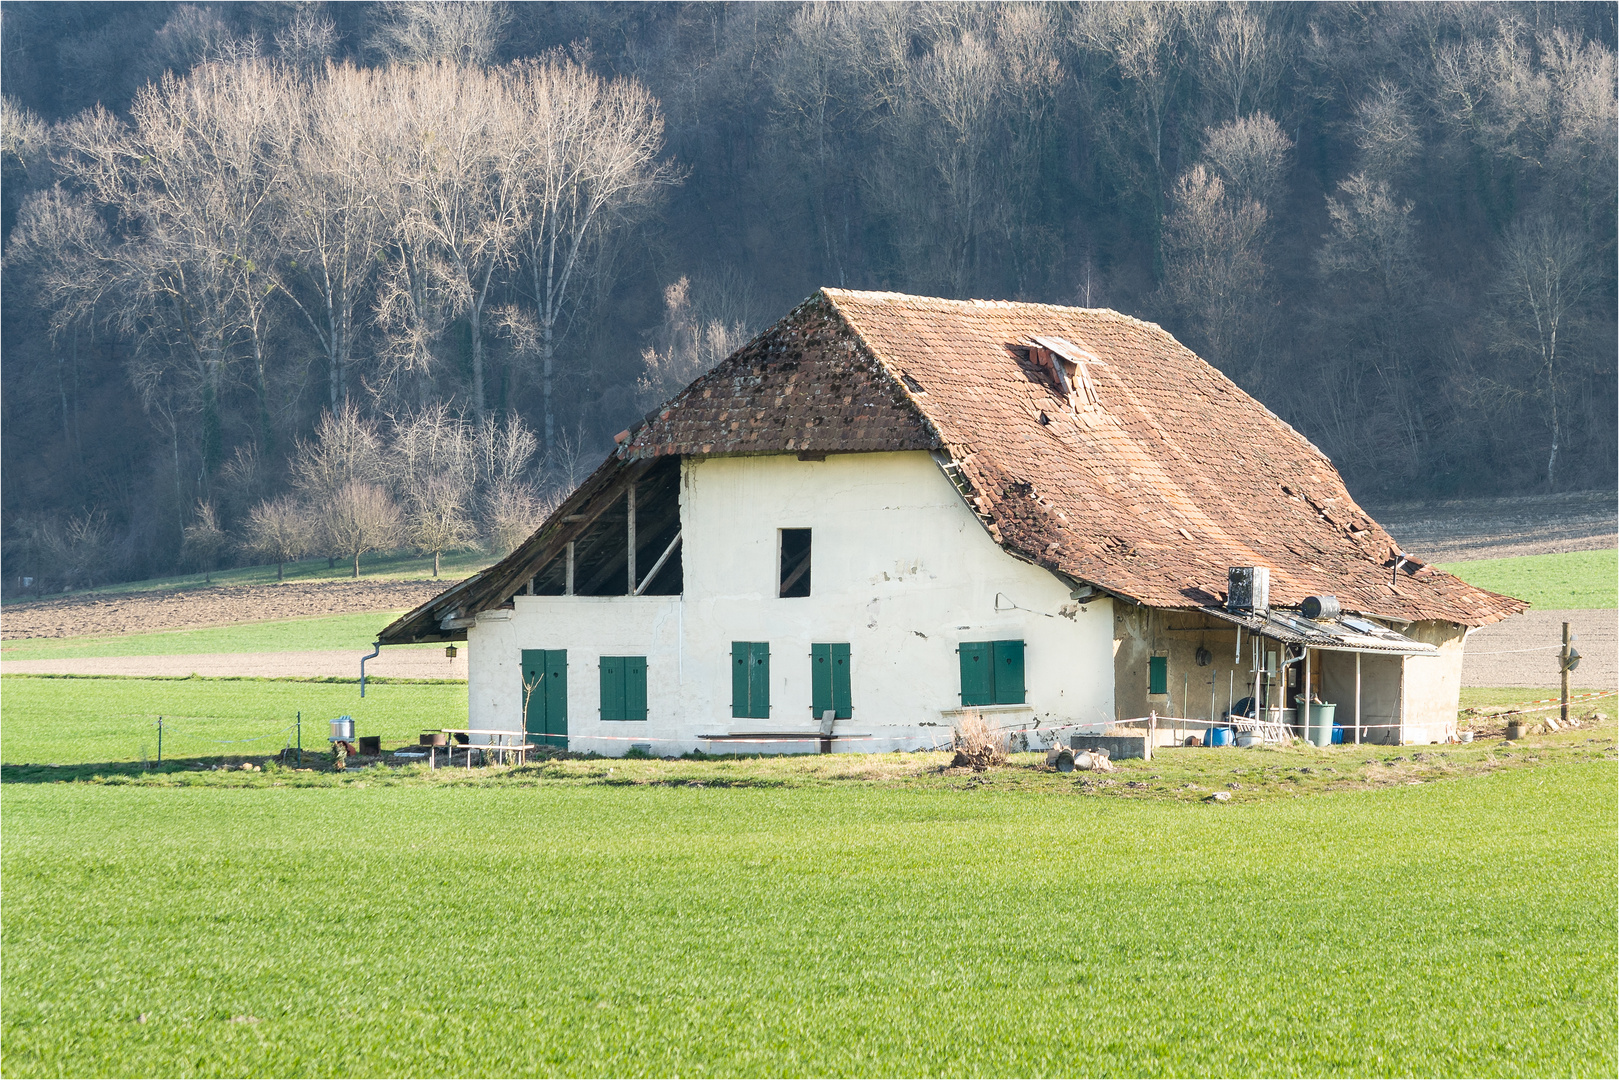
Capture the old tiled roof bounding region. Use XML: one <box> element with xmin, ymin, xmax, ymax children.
<box><xmin>621</xmin><ymin>294</ymin><xmax>938</xmax><ymax>458</ymax></box>
<box><xmin>384</xmin><ymin>288</ymin><xmax>1522</xmax><ymax>644</ymax></box>
<box><xmin>623</xmin><ymin>289</ymin><xmax>1522</xmax><ymax>627</ymax></box>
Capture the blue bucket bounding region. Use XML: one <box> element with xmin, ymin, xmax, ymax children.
<box><xmin>1206</xmin><ymin>727</ymin><xmax>1233</xmax><ymax>747</ymax></box>
<box><xmin>1331</xmin><ymin>724</ymin><xmax>1345</xmax><ymax>745</ymax></box>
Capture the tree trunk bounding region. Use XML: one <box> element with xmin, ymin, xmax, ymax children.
<box><xmin>434</xmin><ymin>549</ymin><xmax>441</xmax><ymax>577</ymax></box>
<box><xmin>353</xmin><ymin>551</ymin><xmax>361</xmax><ymax>579</ymax></box>
<box><xmin>277</xmin><ymin>560</ymin><xmax>284</xmax><ymax>582</ymax></box>
<box><xmin>541</xmin><ymin>323</ymin><xmax>555</xmax><ymax>452</ymax></box>
<box><xmin>469</xmin><ymin>305</ymin><xmax>485</xmax><ymax>421</ymax></box>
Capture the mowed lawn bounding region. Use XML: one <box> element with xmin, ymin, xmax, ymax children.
<box><xmin>3</xmin><ymin>761</ymin><xmax>1614</xmax><ymax>1078</ymax></box>
<box><xmin>0</xmin><ymin>676</ymin><xmax>467</xmax><ymax>766</ymax></box>
<box><xmin>1438</xmin><ymin>549</ymin><xmax>1618</xmax><ymax>610</ymax></box>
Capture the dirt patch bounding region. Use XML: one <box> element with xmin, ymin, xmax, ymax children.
<box><xmin>1365</xmin><ymin>490</ymin><xmax>1616</xmax><ymax>562</ymax></box>
<box><xmin>1462</xmin><ymin>609</ymin><xmax>1617</xmax><ymax>689</ymax></box>
<box><xmin>0</xmin><ymin>580</ymin><xmax>457</xmax><ymax>640</ymax></box>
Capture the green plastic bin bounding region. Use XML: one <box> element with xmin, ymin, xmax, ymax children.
<box><xmin>1307</xmin><ymin>703</ymin><xmax>1337</xmax><ymax>748</ymax></box>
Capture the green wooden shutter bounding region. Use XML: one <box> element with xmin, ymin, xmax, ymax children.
<box><xmin>1148</xmin><ymin>655</ymin><xmax>1168</xmax><ymax>696</ymax></box>
<box><xmin>831</xmin><ymin>642</ymin><xmax>852</xmax><ymax>719</ymax></box>
<box><xmin>959</xmin><ymin>641</ymin><xmax>992</xmax><ymax>706</ymax></box>
<box><xmin>522</xmin><ymin>649</ymin><xmax>545</xmax><ymax>738</ymax></box>
<box><xmin>625</xmin><ymin>656</ymin><xmax>647</xmax><ymax>721</ymax></box>
<box><xmin>993</xmin><ymin>640</ymin><xmax>1026</xmax><ymax>704</ymax></box>
<box><xmin>748</xmin><ymin>642</ymin><xmax>770</xmax><ymax>719</ymax></box>
<box><xmin>600</xmin><ymin>656</ymin><xmax>624</xmax><ymax>720</ymax></box>
<box><xmin>544</xmin><ymin>650</ymin><xmax>568</xmax><ymax>746</ymax></box>
<box><xmin>732</xmin><ymin>642</ymin><xmax>749</xmax><ymax>718</ymax></box>
<box><xmin>811</xmin><ymin>644</ymin><xmax>833</xmax><ymax>718</ymax></box>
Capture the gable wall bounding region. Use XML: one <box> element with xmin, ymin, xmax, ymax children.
<box><xmin>464</xmin><ymin>450</ymin><xmax>1115</xmax><ymax>753</ymax></box>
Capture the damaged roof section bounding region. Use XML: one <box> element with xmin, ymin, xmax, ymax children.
<box><xmin>620</xmin><ymin>294</ymin><xmax>939</xmax><ymax>460</ymax></box>
<box><xmin>814</xmin><ymin>289</ymin><xmax>1523</xmax><ymax>628</ymax></box>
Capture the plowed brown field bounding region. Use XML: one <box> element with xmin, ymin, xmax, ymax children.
<box><xmin>0</xmin><ymin>580</ymin><xmax>454</xmax><ymax>640</ymax></box>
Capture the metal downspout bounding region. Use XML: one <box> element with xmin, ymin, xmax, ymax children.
<box><xmin>360</xmin><ymin>641</ymin><xmax>381</xmax><ymax>698</ymax></box>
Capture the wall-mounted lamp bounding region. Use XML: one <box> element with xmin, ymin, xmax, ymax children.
<box><xmin>445</xmin><ymin>644</ymin><xmax>458</xmax><ymax>659</ymax></box>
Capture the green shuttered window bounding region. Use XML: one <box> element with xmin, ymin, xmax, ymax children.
<box><xmin>958</xmin><ymin>640</ymin><xmax>1025</xmax><ymax>706</ymax></box>
<box><xmin>1148</xmin><ymin>655</ymin><xmax>1168</xmax><ymax>696</ymax></box>
<box><xmin>811</xmin><ymin>643</ymin><xmax>852</xmax><ymax>719</ymax></box>
<box><xmin>731</xmin><ymin>641</ymin><xmax>770</xmax><ymax>719</ymax></box>
<box><xmin>599</xmin><ymin>656</ymin><xmax>648</xmax><ymax>721</ymax></box>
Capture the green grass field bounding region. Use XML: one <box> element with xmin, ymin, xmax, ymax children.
<box><xmin>0</xmin><ymin>611</ymin><xmax>432</xmax><ymax>662</ymax></box>
<box><xmin>3</xmin><ymin>760</ymin><xmax>1613</xmax><ymax>1077</ymax></box>
<box><xmin>1439</xmin><ymin>549</ymin><xmax>1618</xmax><ymax>610</ymax></box>
<box><xmin>0</xmin><ymin>676</ymin><xmax>466</xmax><ymax>766</ymax></box>
<box><xmin>4</xmin><ymin>547</ymin><xmax>495</xmax><ymax>601</ymax></box>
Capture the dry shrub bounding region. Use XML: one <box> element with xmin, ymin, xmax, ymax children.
<box><xmin>951</xmin><ymin>712</ymin><xmax>1006</xmax><ymax>772</ymax></box>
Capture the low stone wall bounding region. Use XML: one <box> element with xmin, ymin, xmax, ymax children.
<box><xmin>1071</xmin><ymin>733</ymin><xmax>1152</xmax><ymax>761</ymax></box>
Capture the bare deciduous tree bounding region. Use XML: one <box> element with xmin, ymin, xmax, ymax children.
<box><xmin>1202</xmin><ymin>113</ymin><xmax>1293</xmax><ymax>209</ymax></box>
<box><xmin>274</xmin><ymin>10</ymin><xmax>337</xmax><ymax>71</ymax></box>
<box><xmin>370</xmin><ymin>1</ymin><xmax>508</xmax><ymax>66</ymax></box>
<box><xmin>243</xmin><ymin>494</ymin><xmax>313</xmax><ymax>581</ymax></box>
<box><xmin>1489</xmin><ymin>214</ymin><xmax>1594</xmax><ymax>490</ymax></box>
<box><xmin>636</xmin><ymin>274</ymin><xmax>759</xmax><ymax>410</ymax></box>
<box><xmin>390</xmin><ymin>403</ymin><xmax>476</xmax><ymax>575</ymax></box>
<box><xmin>1196</xmin><ymin>2</ymin><xmax>1286</xmax><ymax>124</ymax></box>
<box><xmin>1159</xmin><ymin>166</ymin><xmax>1269</xmax><ymax>381</ymax></box>
<box><xmin>323</xmin><ymin>480</ymin><xmax>401</xmax><ymax>578</ymax></box>
<box><xmin>278</xmin><ymin>62</ymin><xmax>388</xmax><ymax>410</ymax></box>
<box><xmin>505</xmin><ymin>57</ymin><xmax>672</xmax><ymax>448</ymax></box>
<box><xmin>1350</xmin><ymin>81</ymin><xmax>1419</xmax><ymax>182</ymax></box>
<box><xmin>182</xmin><ymin>499</ymin><xmax>228</xmax><ymax>583</ymax></box>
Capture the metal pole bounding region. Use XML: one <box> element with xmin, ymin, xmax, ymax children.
<box><xmin>1303</xmin><ymin>648</ymin><xmax>1312</xmax><ymax>745</ymax></box>
<box><xmin>297</xmin><ymin>711</ymin><xmax>302</xmax><ymax>767</ymax></box>
<box><xmin>1355</xmin><ymin>654</ymin><xmax>1362</xmax><ymax>745</ymax></box>
<box><xmin>157</xmin><ymin>717</ymin><xmax>162</xmax><ymax>767</ymax></box>
<box><xmin>1561</xmin><ymin>622</ymin><xmax>1571</xmax><ymax>726</ymax></box>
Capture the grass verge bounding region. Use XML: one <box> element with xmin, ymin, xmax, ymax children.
<box><xmin>2</xmin><ymin>759</ymin><xmax>1613</xmax><ymax>1077</ymax></box>
<box><xmin>1438</xmin><ymin>548</ymin><xmax>1618</xmax><ymax>610</ymax></box>
<box><xmin>0</xmin><ymin>611</ymin><xmax>429</xmax><ymax>661</ymax></box>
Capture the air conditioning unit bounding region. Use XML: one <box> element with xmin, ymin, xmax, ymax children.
<box><xmin>1227</xmin><ymin>567</ymin><xmax>1270</xmax><ymax>613</ymax></box>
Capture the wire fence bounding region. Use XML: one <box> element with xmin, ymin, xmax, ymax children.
<box><xmin>125</xmin><ymin>712</ymin><xmax>310</xmax><ymax>767</ymax></box>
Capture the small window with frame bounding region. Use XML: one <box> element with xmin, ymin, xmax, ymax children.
<box><xmin>779</xmin><ymin>528</ymin><xmax>812</xmax><ymax>597</ymax></box>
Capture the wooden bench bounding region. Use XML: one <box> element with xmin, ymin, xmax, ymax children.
<box><xmin>699</xmin><ymin>732</ymin><xmax>870</xmax><ymax>754</ymax></box>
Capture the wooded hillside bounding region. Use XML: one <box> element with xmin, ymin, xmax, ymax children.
<box><xmin>3</xmin><ymin>2</ymin><xmax>1614</xmax><ymax>591</ymax></box>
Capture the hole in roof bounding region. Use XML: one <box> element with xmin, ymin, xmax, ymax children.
<box><xmin>901</xmin><ymin>372</ymin><xmax>926</xmax><ymax>394</ymax></box>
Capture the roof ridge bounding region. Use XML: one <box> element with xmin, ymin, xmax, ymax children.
<box><xmin>819</xmin><ymin>286</ymin><xmax>1173</xmax><ymax>336</ymax></box>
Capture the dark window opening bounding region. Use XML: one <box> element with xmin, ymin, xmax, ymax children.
<box><xmin>779</xmin><ymin>528</ymin><xmax>812</xmax><ymax>597</ymax></box>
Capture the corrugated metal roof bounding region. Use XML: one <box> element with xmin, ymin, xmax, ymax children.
<box><xmin>1198</xmin><ymin>607</ymin><xmax>1440</xmax><ymax>655</ymax></box>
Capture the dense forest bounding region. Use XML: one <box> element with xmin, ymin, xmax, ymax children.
<box><xmin>2</xmin><ymin>1</ymin><xmax>1615</xmax><ymax>592</ymax></box>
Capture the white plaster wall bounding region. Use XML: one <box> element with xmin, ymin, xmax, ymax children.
<box><xmin>464</xmin><ymin>451</ymin><xmax>1115</xmax><ymax>755</ymax></box>
<box><xmin>1399</xmin><ymin>621</ymin><xmax>1468</xmax><ymax>745</ymax></box>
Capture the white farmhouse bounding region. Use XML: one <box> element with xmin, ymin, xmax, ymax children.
<box><xmin>379</xmin><ymin>290</ymin><xmax>1522</xmax><ymax>754</ymax></box>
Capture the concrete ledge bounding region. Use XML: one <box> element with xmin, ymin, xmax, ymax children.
<box><xmin>1071</xmin><ymin>734</ymin><xmax>1152</xmax><ymax>761</ymax></box>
